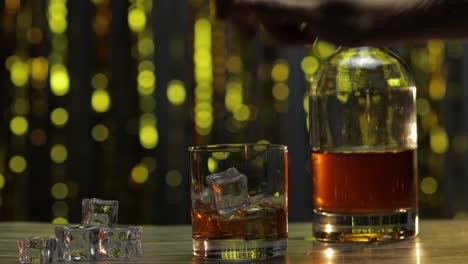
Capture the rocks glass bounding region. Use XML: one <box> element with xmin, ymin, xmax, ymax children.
<box><xmin>189</xmin><ymin>143</ymin><xmax>288</xmax><ymax>260</ymax></box>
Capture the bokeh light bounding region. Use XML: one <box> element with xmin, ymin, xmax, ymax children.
<box><xmin>13</xmin><ymin>98</ymin><xmax>30</xmax><ymax>115</ymax></box>
<box><xmin>303</xmin><ymin>96</ymin><xmax>309</xmax><ymax>114</ymax></box>
<box><xmin>195</xmin><ymin>110</ymin><xmax>213</xmax><ymax>128</ymax></box>
<box><xmin>225</xmin><ymin>81</ymin><xmax>242</xmax><ymax>112</ymax></box>
<box><xmin>5</xmin><ymin>0</ymin><xmax>20</xmax><ymax>12</ymax></box>
<box><xmin>51</xmin><ymin>182</ymin><xmax>68</xmax><ymax>200</ymax></box>
<box><xmin>421</xmin><ymin>177</ymin><xmax>438</xmax><ymax>195</ymax></box>
<box><xmin>140</xmin><ymin>113</ymin><xmax>156</xmax><ymax>126</ymax></box>
<box><xmin>271</xmin><ymin>60</ymin><xmax>289</xmax><ymax>82</ymax></box>
<box><xmin>91</xmin><ymin>89</ymin><xmax>111</xmax><ymax>113</ymax></box>
<box><xmin>10</xmin><ymin>60</ymin><xmax>29</xmax><ymax>87</ymax></box>
<box><xmin>207</xmin><ymin>157</ymin><xmax>217</xmax><ymax>173</ymax></box>
<box><xmin>0</xmin><ymin>0</ymin><xmax>463</xmax><ymax>224</ymax></box>
<box><xmin>31</xmin><ymin>57</ymin><xmax>49</xmax><ymax>81</ymax></box>
<box><xmin>430</xmin><ymin>126</ymin><xmax>449</xmax><ymax>154</ymax></box>
<box><xmin>167</xmin><ymin>80</ymin><xmax>186</xmax><ymax>106</ymax></box>
<box><xmin>315</xmin><ymin>41</ymin><xmax>336</xmax><ymax>59</ymax></box>
<box><xmin>422</xmin><ymin>111</ymin><xmax>438</xmax><ymax>130</ymax></box>
<box><xmin>9</xmin><ymin>156</ymin><xmax>27</xmax><ymax>173</ymax></box>
<box><xmin>195</xmin><ymin>85</ymin><xmax>213</xmax><ymax>101</ymax></box>
<box><xmin>301</xmin><ymin>56</ymin><xmax>319</xmax><ymax>76</ymax></box>
<box><xmin>50</xmin><ymin>108</ymin><xmax>69</xmax><ymax>127</ymax></box>
<box><xmin>428</xmin><ymin>76</ymin><xmax>446</xmax><ymax>100</ymax></box>
<box><xmin>194</xmin><ymin>18</ymin><xmax>211</xmax><ymax>49</ymax></box>
<box><xmin>427</xmin><ymin>40</ymin><xmax>444</xmax><ymax>72</ymax></box>
<box><xmin>50</xmin><ymin>144</ymin><xmax>68</xmax><ymax>164</ymax></box>
<box><xmin>165</xmin><ymin>170</ymin><xmax>182</xmax><ymax>187</ymax></box>
<box><xmin>138</xmin><ymin>60</ymin><xmax>154</xmax><ymax>71</ymax></box>
<box><xmin>10</xmin><ymin>116</ymin><xmax>28</xmax><ymax>136</ymax></box>
<box><xmin>131</xmin><ymin>165</ymin><xmax>149</xmax><ymax>184</ymax></box>
<box><xmin>137</xmin><ymin>37</ymin><xmax>154</xmax><ymax>56</ymax></box>
<box><xmin>233</xmin><ymin>104</ymin><xmax>250</xmax><ymax>121</ymax></box>
<box><xmin>49</xmin><ymin>14</ymin><xmax>68</xmax><ymax>34</ymax></box>
<box><xmin>386</xmin><ymin>78</ymin><xmax>401</xmax><ymax>87</ymax></box>
<box><xmin>416</xmin><ymin>98</ymin><xmax>431</xmax><ymax>116</ymax></box>
<box><xmin>91</xmin><ymin>73</ymin><xmax>108</xmax><ymax>89</ymax></box>
<box><xmin>139</xmin><ymin>125</ymin><xmax>158</xmax><ymax>149</ymax></box>
<box><xmin>137</xmin><ymin>70</ymin><xmax>155</xmax><ymax>95</ymax></box>
<box><xmin>194</xmin><ymin>17</ymin><xmax>213</xmax><ymax>136</ymax></box>
<box><xmin>52</xmin><ymin>217</ymin><xmax>69</xmax><ymax>224</ymax></box>
<box><xmin>128</xmin><ymin>8</ymin><xmax>146</xmax><ymax>32</ymax></box>
<box><xmin>0</xmin><ymin>174</ymin><xmax>5</xmax><ymax>190</ymax></box>
<box><xmin>91</xmin><ymin>124</ymin><xmax>109</xmax><ymax>142</ymax></box>
<box><xmin>5</xmin><ymin>55</ymin><xmax>17</xmax><ymax>71</ymax></box>
<box><xmin>212</xmin><ymin>152</ymin><xmax>229</xmax><ymax>160</ymax></box>
<box><xmin>272</xmin><ymin>83</ymin><xmax>289</xmax><ymax>101</ymax></box>
<box><xmin>50</xmin><ymin>64</ymin><xmax>70</xmax><ymax>96</ymax></box>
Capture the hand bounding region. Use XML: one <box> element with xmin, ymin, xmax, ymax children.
<box><xmin>215</xmin><ymin>0</ymin><xmax>467</xmax><ymax>46</ymax></box>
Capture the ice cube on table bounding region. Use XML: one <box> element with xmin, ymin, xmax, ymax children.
<box><xmin>97</xmin><ymin>226</ymin><xmax>143</xmax><ymax>259</ymax></box>
<box><xmin>18</xmin><ymin>237</ymin><xmax>57</xmax><ymax>264</ymax></box>
<box><xmin>206</xmin><ymin>167</ymin><xmax>250</xmax><ymax>215</ymax></box>
<box><xmin>55</xmin><ymin>225</ymin><xmax>99</xmax><ymax>261</ymax></box>
<box><xmin>82</xmin><ymin>198</ymin><xmax>118</xmax><ymax>227</ymax></box>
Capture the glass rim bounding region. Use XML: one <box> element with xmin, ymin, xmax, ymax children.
<box><xmin>188</xmin><ymin>143</ymin><xmax>287</xmax><ymax>152</ymax></box>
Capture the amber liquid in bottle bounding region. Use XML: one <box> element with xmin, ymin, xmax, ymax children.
<box><xmin>311</xmin><ymin>149</ymin><xmax>417</xmax><ymax>213</ymax></box>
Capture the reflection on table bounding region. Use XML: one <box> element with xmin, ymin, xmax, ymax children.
<box><xmin>2</xmin><ymin>220</ymin><xmax>468</xmax><ymax>263</ymax></box>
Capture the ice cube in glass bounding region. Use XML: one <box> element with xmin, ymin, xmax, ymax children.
<box><xmin>18</xmin><ymin>237</ymin><xmax>57</xmax><ymax>264</ymax></box>
<box><xmin>97</xmin><ymin>226</ymin><xmax>143</xmax><ymax>259</ymax></box>
<box><xmin>82</xmin><ymin>198</ymin><xmax>118</xmax><ymax>227</ymax></box>
<box><xmin>55</xmin><ymin>225</ymin><xmax>99</xmax><ymax>261</ymax></box>
<box><xmin>206</xmin><ymin>167</ymin><xmax>250</xmax><ymax>214</ymax></box>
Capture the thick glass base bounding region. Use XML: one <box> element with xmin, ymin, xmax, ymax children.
<box><xmin>313</xmin><ymin>209</ymin><xmax>418</xmax><ymax>243</ymax></box>
<box><xmin>192</xmin><ymin>238</ymin><xmax>287</xmax><ymax>261</ymax></box>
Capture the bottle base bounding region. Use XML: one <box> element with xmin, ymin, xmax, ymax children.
<box><xmin>192</xmin><ymin>238</ymin><xmax>287</xmax><ymax>261</ymax></box>
<box><xmin>313</xmin><ymin>209</ymin><xmax>418</xmax><ymax>243</ymax></box>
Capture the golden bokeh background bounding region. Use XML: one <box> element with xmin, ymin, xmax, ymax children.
<box><xmin>0</xmin><ymin>0</ymin><xmax>465</xmax><ymax>224</ymax></box>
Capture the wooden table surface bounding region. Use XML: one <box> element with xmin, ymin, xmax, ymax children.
<box><xmin>2</xmin><ymin>220</ymin><xmax>468</xmax><ymax>263</ymax></box>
